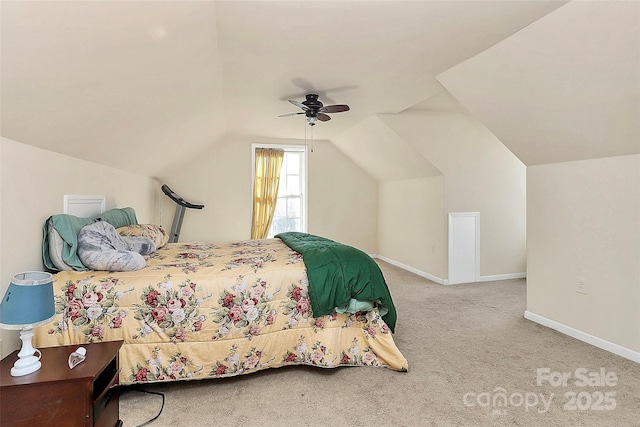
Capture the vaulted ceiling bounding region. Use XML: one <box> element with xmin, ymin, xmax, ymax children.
<box><xmin>1</xmin><ymin>1</ymin><xmax>637</xmax><ymax>180</ymax></box>
<box><xmin>438</xmin><ymin>0</ymin><xmax>640</xmax><ymax>166</ymax></box>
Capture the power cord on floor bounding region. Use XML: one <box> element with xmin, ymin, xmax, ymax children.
<box><xmin>125</xmin><ymin>387</ymin><xmax>166</xmax><ymax>427</ymax></box>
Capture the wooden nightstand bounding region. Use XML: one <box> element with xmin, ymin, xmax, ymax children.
<box><xmin>0</xmin><ymin>340</ymin><xmax>123</xmax><ymax>427</ymax></box>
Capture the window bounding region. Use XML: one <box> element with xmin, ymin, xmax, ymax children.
<box><xmin>252</xmin><ymin>144</ymin><xmax>307</xmax><ymax>238</ymax></box>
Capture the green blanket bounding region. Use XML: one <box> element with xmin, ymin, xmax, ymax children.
<box><xmin>276</xmin><ymin>232</ymin><xmax>397</xmax><ymax>332</ymax></box>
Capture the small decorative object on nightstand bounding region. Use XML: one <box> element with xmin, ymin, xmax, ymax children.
<box><xmin>0</xmin><ymin>340</ymin><xmax>124</xmax><ymax>427</ymax></box>
<box><xmin>0</xmin><ymin>271</ymin><xmax>55</xmax><ymax>376</ymax></box>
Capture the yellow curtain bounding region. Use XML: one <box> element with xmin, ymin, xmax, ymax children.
<box><xmin>251</xmin><ymin>148</ymin><xmax>285</xmax><ymax>239</ymax></box>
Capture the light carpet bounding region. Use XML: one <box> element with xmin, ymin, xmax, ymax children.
<box><xmin>120</xmin><ymin>260</ymin><xmax>640</xmax><ymax>426</ymax></box>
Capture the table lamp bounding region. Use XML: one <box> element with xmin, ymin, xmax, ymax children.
<box><xmin>0</xmin><ymin>271</ymin><xmax>55</xmax><ymax>376</ymax></box>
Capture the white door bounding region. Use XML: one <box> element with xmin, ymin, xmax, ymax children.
<box><xmin>448</xmin><ymin>212</ymin><xmax>480</xmax><ymax>285</ymax></box>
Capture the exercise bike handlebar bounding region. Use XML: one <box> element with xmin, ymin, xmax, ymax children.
<box><xmin>161</xmin><ymin>185</ymin><xmax>204</xmax><ymax>209</ymax></box>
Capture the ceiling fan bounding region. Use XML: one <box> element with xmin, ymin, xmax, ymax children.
<box><xmin>278</xmin><ymin>94</ymin><xmax>350</xmax><ymax>126</ymax></box>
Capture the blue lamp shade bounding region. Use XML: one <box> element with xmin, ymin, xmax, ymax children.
<box><xmin>0</xmin><ymin>272</ymin><xmax>55</xmax><ymax>330</ymax></box>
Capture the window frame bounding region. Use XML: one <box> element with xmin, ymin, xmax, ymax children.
<box><xmin>251</xmin><ymin>143</ymin><xmax>308</xmax><ymax>236</ymax></box>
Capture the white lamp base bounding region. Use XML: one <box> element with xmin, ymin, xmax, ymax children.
<box><xmin>11</xmin><ymin>328</ymin><xmax>42</xmax><ymax>376</ymax></box>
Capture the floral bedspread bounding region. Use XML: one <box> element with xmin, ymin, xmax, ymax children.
<box><xmin>34</xmin><ymin>238</ymin><xmax>408</xmax><ymax>384</ymax></box>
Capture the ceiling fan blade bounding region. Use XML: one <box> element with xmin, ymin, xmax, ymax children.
<box><xmin>288</xmin><ymin>99</ymin><xmax>309</xmax><ymax>111</ymax></box>
<box><xmin>278</xmin><ymin>112</ymin><xmax>304</xmax><ymax>117</ymax></box>
<box><xmin>317</xmin><ymin>113</ymin><xmax>331</xmax><ymax>122</ymax></box>
<box><xmin>320</xmin><ymin>104</ymin><xmax>350</xmax><ymax>114</ymax></box>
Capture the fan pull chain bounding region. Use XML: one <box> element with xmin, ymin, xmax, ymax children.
<box><xmin>303</xmin><ymin>120</ymin><xmax>314</xmax><ymax>153</ymax></box>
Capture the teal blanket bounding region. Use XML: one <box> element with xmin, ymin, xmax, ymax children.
<box><xmin>43</xmin><ymin>207</ymin><xmax>138</xmax><ymax>271</ymax></box>
<box><xmin>276</xmin><ymin>232</ymin><xmax>397</xmax><ymax>332</ymax></box>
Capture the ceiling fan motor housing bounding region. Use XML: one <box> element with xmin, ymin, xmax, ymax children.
<box><xmin>303</xmin><ymin>94</ymin><xmax>322</xmax><ymax>124</ymax></box>
<box><xmin>303</xmin><ymin>94</ymin><xmax>323</xmax><ymax>113</ymax></box>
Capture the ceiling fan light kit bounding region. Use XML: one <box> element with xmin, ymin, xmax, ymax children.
<box><xmin>279</xmin><ymin>93</ymin><xmax>350</xmax><ymax>126</ymax></box>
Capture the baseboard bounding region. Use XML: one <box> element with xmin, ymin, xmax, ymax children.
<box><xmin>373</xmin><ymin>255</ymin><xmax>449</xmax><ymax>285</ymax></box>
<box><xmin>524</xmin><ymin>311</ymin><xmax>640</xmax><ymax>364</ymax></box>
<box><xmin>373</xmin><ymin>255</ymin><xmax>526</xmax><ymax>285</ymax></box>
<box><xmin>478</xmin><ymin>272</ymin><xmax>527</xmax><ymax>282</ymax></box>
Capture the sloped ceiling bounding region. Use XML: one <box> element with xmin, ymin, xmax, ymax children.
<box><xmin>437</xmin><ymin>0</ymin><xmax>640</xmax><ymax>165</ymax></box>
<box><xmin>1</xmin><ymin>1</ymin><xmax>226</xmax><ymax>177</ymax></box>
<box><xmin>332</xmin><ymin>115</ymin><xmax>442</xmax><ymax>182</ymax></box>
<box><xmin>1</xmin><ymin>1</ymin><xmax>598</xmax><ymax>180</ymax></box>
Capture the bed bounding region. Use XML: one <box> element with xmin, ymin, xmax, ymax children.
<box><xmin>34</xmin><ymin>209</ymin><xmax>408</xmax><ymax>385</ymax></box>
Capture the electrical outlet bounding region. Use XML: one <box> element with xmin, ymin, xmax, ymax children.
<box><xmin>432</xmin><ymin>244</ymin><xmax>436</xmax><ymax>254</ymax></box>
<box><xmin>577</xmin><ymin>277</ymin><xmax>587</xmax><ymax>294</ymax></box>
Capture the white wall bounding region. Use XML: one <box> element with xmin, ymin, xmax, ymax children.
<box><xmin>0</xmin><ymin>138</ymin><xmax>159</xmax><ymax>357</ymax></box>
<box><xmin>307</xmin><ymin>140</ymin><xmax>378</xmax><ymax>253</ymax></box>
<box><xmin>158</xmin><ymin>136</ymin><xmax>379</xmax><ymax>253</ymax></box>
<box><xmin>378</xmin><ymin>177</ymin><xmax>445</xmax><ymax>280</ymax></box>
<box><xmin>156</xmin><ymin>135</ymin><xmax>251</xmax><ymax>243</ymax></box>
<box><xmin>380</xmin><ymin>110</ymin><xmax>527</xmax><ymax>279</ymax></box>
<box><xmin>527</xmin><ymin>154</ymin><xmax>640</xmax><ymax>354</ymax></box>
